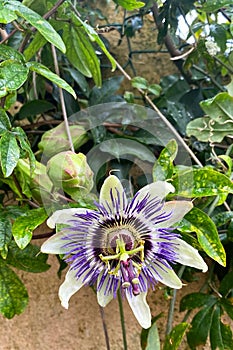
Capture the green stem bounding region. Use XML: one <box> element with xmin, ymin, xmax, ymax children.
<box><xmin>166</xmin><ymin>265</ymin><xmax>185</xmax><ymax>335</ymax></box>
<box><xmin>117</xmin><ymin>290</ymin><xmax>128</xmax><ymax>350</ymax></box>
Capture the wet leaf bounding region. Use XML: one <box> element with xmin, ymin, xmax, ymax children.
<box><xmin>12</xmin><ymin>208</ymin><xmax>48</xmax><ymax>249</ymax></box>
<box><xmin>172</xmin><ymin>168</ymin><xmax>233</xmax><ymax>198</ymax></box>
<box><xmin>6</xmin><ymin>241</ymin><xmax>50</xmax><ymax>273</ymax></box>
<box><xmin>0</xmin><ymin>109</ymin><xmax>11</xmax><ymax>134</ymax></box>
<box><xmin>0</xmin><ymin>216</ymin><xmax>12</xmax><ymax>259</ymax></box>
<box><xmin>153</xmin><ymin>139</ymin><xmax>177</xmax><ymax>181</ymax></box>
<box><xmin>182</xmin><ymin>207</ymin><xmax>226</xmax><ymax>266</ymax></box>
<box><xmin>0</xmin><ymin>260</ymin><xmax>28</xmax><ymax>318</ymax></box>
<box><xmin>163</xmin><ymin>323</ymin><xmax>189</xmax><ymax>350</ymax></box>
<box><xmin>27</xmin><ymin>61</ymin><xmax>76</xmax><ymax>98</ymax></box>
<box><xmin>5</xmin><ymin>0</ymin><xmax>65</xmax><ymax>53</ymax></box>
<box><xmin>0</xmin><ymin>131</ymin><xmax>20</xmax><ymax>177</ymax></box>
<box><xmin>0</xmin><ymin>60</ymin><xmax>29</xmax><ymax>96</ymax></box>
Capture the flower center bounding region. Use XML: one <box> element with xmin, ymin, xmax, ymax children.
<box><xmin>99</xmin><ymin>232</ymin><xmax>145</xmax><ymax>295</ymax></box>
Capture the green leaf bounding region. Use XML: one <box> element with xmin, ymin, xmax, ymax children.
<box><xmin>187</xmin><ymin>305</ymin><xmax>215</xmax><ymax>348</ymax></box>
<box><xmin>200</xmin><ymin>0</ymin><xmax>233</xmax><ymax>12</ymax></box>
<box><xmin>163</xmin><ymin>323</ymin><xmax>189</xmax><ymax>350</ymax></box>
<box><xmin>145</xmin><ymin>321</ymin><xmax>160</xmax><ymax>350</ymax></box>
<box><xmin>14</xmin><ymin>126</ymin><xmax>36</xmax><ymax>173</ymax></box>
<box><xmin>89</xmin><ymin>76</ymin><xmax>124</xmax><ymax>105</ymax></box>
<box><xmin>172</xmin><ymin>168</ymin><xmax>233</xmax><ymax>198</ymax></box>
<box><xmin>26</xmin><ymin>61</ymin><xmax>76</xmax><ymax>98</ymax></box>
<box><xmin>0</xmin><ymin>131</ymin><xmax>20</xmax><ymax>177</ymax></box>
<box><xmin>113</xmin><ymin>0</ymin><xmax>145</xmax><ymax>10</ymax></box>
<box><xmin>153</xmin><ymin>139</ymin><xmax>177</xmax><ymax>181</ymax></box>
<box><xmin>0</xmin><ymin>2</ymin><xmax>17</xmax><ymax>23</ymax></box>
<box><xmin>6</xmin><ymin>241</ymin><xmax>50</xmax><ymax>273</ymax></box>
<box><xmin>180</xmin><ymin>293</ymin><xmax>217</xmax><ymax>312</ymax></box>
<box><xmin>12</xmin><ymin>208</ymin><xmax>48</xmax><ymax>249</ymax></box>
<box><xmin>0</xmin><ymin>44</ymin><xmax>25</xmax><ymax>62</ymax></box>
<box><xmin>186</xmin><ymin>116</ymin><xmax>233</xmax><ymax>143</ymax></box>
<box><xmin>23</xmin><ymin>32</ymin><xmax>47</xmax><ymax>61</ymax></box>
<box><xmin>99</xmin><ymin>138</ymin><xmax>156</xmax><ymax>163</ymax></box>
<box><xmin>218</xmin><ymin>155</ymin><xmax>232</xmax><ymax>176</ymax></box>
<box><xmin>200</xmin><ymin>92</ymin><xmax>233</xmax><ymax>123</ymax></box>
<box><xmin>0</xmin><ymin>260</ymin><xmax>28</xmax><ymax>318</ymax></box>
<box><xmin>0</xmin><ymin>108</ymin><xmax>11</xmax><ymax>134</ymax></box>
<box><xmin>0</xmin><ymin>216</ymin><xmax>12</xmax><ymax>259</ymax></box>
<box><xmin>5</xmin><ymin>0</ymin><xmax>66</xmax><ymax>53</ymax></box>
<box><xmin>0</xmin><ymin>59</ymin><xmax>29</xmax><ymax>96</ymax></box>
<box><xmin>63</xmin><ymin>20</ymin><xmax>101</xmax><ymax>86</ymax></box>
<box><xmin>220</xmin><ymin>322</ymin><xmax>233</xmax><ymax>349</ymax></box>
<box><xmin>131</xmin><ymin>76</ymin><xmax>148</xmax><ymax>90</ymax></box>
<box><xmin>17</xmin><ymin>100</ymin><xmax>54</xmax><ymax>119</ymax></box>
<box><xmin>182</xmin><ymin>207</ymin><xmax>226</xmax><ymax>266</ymax></box>
<box><xmin>219</xmin><ymin>271</ymin><xmax>233</xmax><ymax>297</ymax></box>
<box><xmin>148</xmin><ymin>84</ymin><xmax>162</xmax><ymax>97</ymax></box>
<box><xmin>210</xmin><ymin>306</ymin><xmax>224</xmax><ymax>350</ymax></box>
<box><xmin>72</xmin><ymin>14</ymin><xmax>116</xmax><ymax>72</ymax></box>
<box><xmin>220</xmin><ymin>299</ymin><xmax>233</xmax><ymax>320</ymax></box>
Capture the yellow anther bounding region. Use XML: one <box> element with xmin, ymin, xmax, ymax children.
<box><xmin>132</xmin><ymin>277</ymin><xmax>139</xmax><ymax>285</ymax></box>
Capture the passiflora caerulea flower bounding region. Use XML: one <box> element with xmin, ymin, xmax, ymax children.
<box><xmin>41</xmin><ymin>175</ymin><xmax>207</xmax><ymax>329</ymax></box>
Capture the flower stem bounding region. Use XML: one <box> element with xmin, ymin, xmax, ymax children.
<box><xmin>99</xmin><ymin>305</ymin><xmax>111</xmax><ymax>350</ymax></box>
<box><xmin>166</xmin><ymin>265</ymin><xmax>185</xmax><ymax>335</ymax></box>
<box><xmin>117</xmin><ymin>290</ymin><xmax>128</xmax><ymax>350</ymax></box>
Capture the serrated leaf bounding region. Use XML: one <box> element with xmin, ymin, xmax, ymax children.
<box><xmin>0</xmin><ymin>59</ymin><xmax>29</xmax><ymax>96</ymax></box>
<box><xmin>163</xmin><ymin>323</ymin><xmax>189</xmax><ymax>350</ymax></box>
<box><xmin>182</xmin><ymin>207</ymin><xmax>226</xmax><ymax>266</ymax></box>
<box><xmin>0</xmin><ymin>216</ymin><xmax>12</xmax><ymax>259</ymax></box>
<box><xmin>180</xmin><ymin>293</ymin><xmax>217</xmax><ymax>312</ymax></box>
<box><xmin>12</xmin><ymin>208</ymin><xmax>48</xmax><ymax>249</ymax></box>
<box><xmin>210</xmin><ymin>306</ymin><xmax>224</xmax><ymax>350</ymax></box>
<box><xmin>187</xmin><ymin>305</ymin><xmax>215</xmax><ymax>348</ymax></box>
<box><xmin>0</xmin><ymin>109</ymin><xmax>11</xmax><ymax>134</ymax></box>
<box><xmin>5</xmin><ymin>0</ymin><xmax>65</xmax><ymax>53</ymax></box>
<box><xmin>0</xmin><ymin>44</ymin><xmax>25</xmax><ymax>62</ymax></box>
<box><xmin>6</xmin><ymin>241</ymin><xmax>50</xmax><ymax>273</ymax></box>
<box><xmin>0</xmin><ymin>131</ymin><xmax>20</xmax><ymax>177</ymax></box>
<box><xmin>172</xmin><ymin>168</ymin><xmax>233</xmax><ymax>198</ymax></box>
<box><xmin>0</xmin><ymin>261</ymin><xmax>28</xmax><ymax>318</ymax></box>
<box><xmin>63</xmin><ymin>20</ymin><xmax>101</xmax><ymax>86</ymax></box>
<box><xmin>113</xmin><ymin>0</ymin><xmax>145</xmax><ymax>10</ymax></box>
<box><xmin>26</xmin><ymin>61</ymin><xmax>76</xmax><ymax>98</ymax></box>
<box><xmin>219</xmin><ymin>271</ymin><xmax>233</xmax><ymax>297</ymax></box>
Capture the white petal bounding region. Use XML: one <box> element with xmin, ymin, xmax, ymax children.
<box><xmin>58</xmin><ymin>268</ymin><xmax>86</xmax><ymax>309</ymax></box>
<box><xmin>173</xmin><ymin>238</ymin><xmax>208</xmax><ymax>272</ymax></box>
<box><xmin>99</xmin><ymin>175</ymin><xmax>127</xmax><ymax>212</ymax></box>
<box><xmin>136</xmin><ymin>181</ymin><xmax>174</xmax><ymax>203</ymax></box>
<box><xmin>41</xmin><ymin>231</ymin><xmax>69</xmax><ymax>254</ymax></box>
<box><xmin>97</xmin><ymin>272</ymin><xmax>114</xmax><ymax>307</ymax></box>
<box><xmin>47</xmin><ymin>208</ymin><xmax>90</xmax><ymax>228</ymax></box>
<box><xmin>149</xmin><ymin>261</ymin><xmax>182</xmax><ymax>289</ymax></box>
<box><xmin>126</xmin><ymin>291</ymin><xmax>151</xmax><ymax>329</ymax></box>
<box><xmin>154</xmin><ymin>201</ymin><xmax>193</xmax><ymax>228</ymax></box>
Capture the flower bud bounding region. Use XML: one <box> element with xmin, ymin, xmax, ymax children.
<box><xmin>38</xmin><ymin>122</ymin><xmax>88</xmax><ymax>158</ymax></box>
<box><xmin>47</xmin><ymin>151</ymin><xmax>93</xmax><ymax>201</ymax></box>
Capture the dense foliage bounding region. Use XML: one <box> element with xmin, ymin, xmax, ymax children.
<box><xmin>0</xmin><ymin>0</ymin><xmax>233</xmax><ymax>348</ymax></box>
